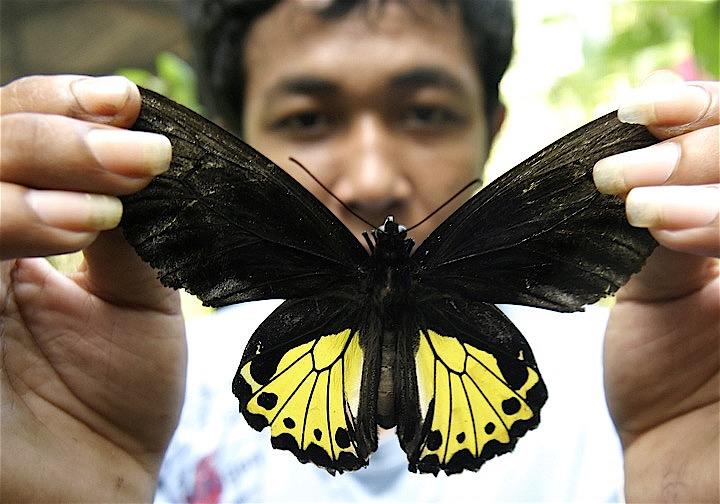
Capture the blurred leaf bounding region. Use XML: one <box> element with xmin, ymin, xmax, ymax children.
<box><xmin>693</xmin><ymin>0</ymin><xmax>720</xmax><ymax>77</ymax></box>
<box><xmin>116</xmin><ymin>52</ymin><xmax>202</xmax><ymax>112</ymax></box>
<box><xmin>155</xmin><ymin>52</ymin><xmax>202</xmax><ymax>112</ymax></box>
<box><xmin>541</xmin><ymin>14</ymin><xmax>571</xmax><ymax>24</ymax></box>
<box><xmin>549</xmin><ymin>0</ymin><xmax>718</xmax><ymax>113</ymax></box>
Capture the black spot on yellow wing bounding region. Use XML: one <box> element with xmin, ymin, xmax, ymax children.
<box><xmin>335</xmin><ymin>427</ymin><xmax>351</xmax><ymax>449</ymax></box>
<box><xmin>426</xmin><ymin>430</ymin><xmax>442</xmax><ymax>451</ymax></box>
<box><xmin>258</xmin><ymin>392</ymin><xmax>278</xmax><ymax>410</ymax></box>
<box><xmin>235</xmin><ymin>329</ymin><xmax>367</xmax><ymax>473</ymax></box>
<box><xmin>502</xmin><ymin>397</ymin><xmax>521</xmax><ymax>415</ymax></box>
<box><xmin>411</xmin><ymin>329</ymin><xmax>546</xmax><ymax>475</ymax></box>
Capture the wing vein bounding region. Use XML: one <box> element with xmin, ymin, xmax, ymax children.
<box><xmin>301</xmin><ymin>373</ymin><xmax>320</xmax><ymax>450</ymax></box>
<box><xmin>429</xmin><ymin>196</ymin><xmax>594</xmax><ymax>269</ymax></box>
<box><xmin>460</xmin><ymin>373</ymin><xmax>479</xmax><ymax>457</ymax></box>
<box><xmin>465</xmin><ymin>372</ymin><xmax>510</xmax><ymax>434</ymax></box>
<box><xmin>325</xmin><ymin>369</ymin><xmax>335</xmax><ymax>460</ymax></box>
<box><xmin>443</xmin><ymin>368</ymin><xmax>452</xmax><ymax>463</ymax></box>
<box><xmin>466</xmin><ymin>353</ymin><xmax>532</xmax><ymax>409</ymax></box>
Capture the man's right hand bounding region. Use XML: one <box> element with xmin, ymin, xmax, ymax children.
<box><xmin>0</xmin><ymin>75</ymin><xmax>186</xmax><ymax>503</ymax></box>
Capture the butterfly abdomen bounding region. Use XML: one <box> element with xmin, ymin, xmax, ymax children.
<box><xmin>377</xmin><ymin>328</ymin><xmax>397</xmax><ymax>428</ymax></box>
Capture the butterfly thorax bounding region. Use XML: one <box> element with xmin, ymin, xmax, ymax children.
<box><xmin>366</xmin><ymin>216</ymin><xmax>415</xmax><ymax>428</ymax></box>
<box><xmin>366</xmin><ymin>216</ymin><xmax>415</xmax><ymax>310</ymax></box>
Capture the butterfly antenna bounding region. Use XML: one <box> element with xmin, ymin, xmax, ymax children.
<box><xmin>289</xmin><ymin>157</ymin><xmax>376</xmax><ymax>229</ymax></box>
<box><xmin>406</xmin><ymin>178</ymin><xmax>482</xmax><ymax>232</ymax></box>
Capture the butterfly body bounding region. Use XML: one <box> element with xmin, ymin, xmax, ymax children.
<box><xmin>121</xmin><ymin>88</ymin><xmax>660</xmax><ymax>476</ymax></box>
<box><xmin>363</xmin><ymin>216</ymin><xmax>415</xmax><ymax>429</ymax></box>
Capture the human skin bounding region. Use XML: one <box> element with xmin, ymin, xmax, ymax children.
<box><xmin>596</xmin><ymin>73</ymin><xmax>719</xmax><ymax>502</ymax></box>
<box><xmin>241</xmin><ymin>1</ymin><xmax>490</xmax><ymax>240</ymax></box>
<box><xmin>1</xmin><ymin>1</ymin><xmax>717</xmax><ymax>502</ymax></box>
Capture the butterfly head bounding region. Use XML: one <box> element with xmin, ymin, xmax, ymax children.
<box><xmin>367</xmin><ymin>216</ymin><xmax>414</xmax><ymax>262</ymax></box>
<box><xmin>378</xmin><ymin>216</ymin><xmax>406</xmax><ymax>237</ymax></box>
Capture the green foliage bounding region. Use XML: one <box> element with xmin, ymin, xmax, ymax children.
<box><xmin>694</xmin><ymin>0</ymin><xmax>720</xmax><ymax>77</ymax></box>
<box><xmin>116</xmin><ymin>52</ymin><xmax>202</xmax><ymax>112</ymax></box>
<box><xmin>549</xmin><ymin>0</ymin><xmax>719</xmax><ymax>112</ymax></box>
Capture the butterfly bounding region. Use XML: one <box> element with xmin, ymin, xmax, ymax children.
<box><xmin>120</xmin><ymin>87</ymin><xmax>658</xmax><ymax>476</ymax></box>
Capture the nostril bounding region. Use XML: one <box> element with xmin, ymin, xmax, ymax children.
<box><xmin>346</xmin><ymin>196</ymin><xmax>405</xmax><ymax>222</ymax></box>
<box><xmin>347</xmin><ymin>196</ymin><xmax>400</xmax><ymax>212</ymax></box>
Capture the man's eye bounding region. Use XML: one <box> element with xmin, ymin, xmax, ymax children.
<box><xmin>274</xmin><ymin>111</ymin><xmax>333</xmax><ymax>136</ymax></box>
<box><xmin>401</xmin><ymin>105</ymin><xmax>464</xmax><ymax>129</ymax></box>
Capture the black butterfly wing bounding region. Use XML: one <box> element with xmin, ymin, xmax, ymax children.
<box><xmin>120</xmin><ymin>87</ymin><xmax>368</xmax><ymax>306</ymax></box>
<box><xmin>412</xmin><ymin>112</ymin><xmax>659</xmax><ymax>311</ymax></box>
<box><xmin>396</xmin><ymin>298</ymin><xmax>547</xmax><ymax>475</ymax></box>
<box><xmin>232</xmin><ymin>295</ymin><xmax>380</xmax><ymax>474</ymax></box>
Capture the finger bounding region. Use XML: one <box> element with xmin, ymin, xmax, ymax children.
<box><xmin>651</xmin><ymin>226</ymin><xmax>720</xmax><ymax>257</ymax></box>
<box><xmin>1</xmin><ymin>113</ymin><xmax>171</xmax><ymax>194</ymax></box>
<box><xmin>617</xmin><ymin>75</ymin><xmax>718</xmax><ymax>138</ymax></box>
<box><xmin>593</xmin><ymin>125</ymin><xmax>719</xmax><ymax>194</ymax></box>
<box><xmin>626</xmin><ymin>185</ymin><xmax>719</xmax><ymax>229</ymax></box>
<box><xmin>625</xmin><ymin>185</ymin><xmax>720</xmax><ymax>257</ymax></box>
<box><xmin>0</xmin><ymin>182</ymin><xmax>123</xmax><ymax>259</ymax></box>
<box><xmin>1</xmin><ymin>75</ymin><xmax>140</xmax><ymax>127</ymax></box>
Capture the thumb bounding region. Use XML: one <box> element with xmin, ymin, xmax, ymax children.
<box><xmin>77</xmin><ymin>228</ymin><xmax>180</xmax><ymax>313</ymax></box>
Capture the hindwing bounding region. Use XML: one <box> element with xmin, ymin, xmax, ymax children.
<box><xmin>396</xmin><ymin>298</ymin><xmax>547</xmax><ymax>475</ymax></box>
<box><xmin>232</xmin><ymin>297</ymin><xmax>379</xmax><ymax>474</ymax></box>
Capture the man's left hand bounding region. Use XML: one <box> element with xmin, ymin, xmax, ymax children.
<box><xmin>596</xmin><ymin>71</ymin><xmax>719</xmax><ymax>502</ymax></box>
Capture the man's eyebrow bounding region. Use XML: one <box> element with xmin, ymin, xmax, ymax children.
<box><xmin>267</xmin><ymin>76</ymin><xmax>340</xmax><ymax>98</ymax></box>
<box><xmin>389</xmin><ymin>67</ymin><xmax>467</xmax><ymax>94</ymax></box>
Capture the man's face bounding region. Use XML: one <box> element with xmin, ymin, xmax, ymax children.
<box><xmin>243</xmin><ymin>0</ymin><xmax>490</xmax><ymax>244</ymax></box>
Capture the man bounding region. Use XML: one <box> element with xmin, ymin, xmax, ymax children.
<box><xmin>0</xmin><ymin>0</ymin><xmax>717</xmax><ymax>502</ymax></box>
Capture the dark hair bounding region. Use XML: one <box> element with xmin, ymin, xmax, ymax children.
<box><xmin>184</xmin><ymin>0</ymin><xmax>514</xmax><ymax>135</ymax></box>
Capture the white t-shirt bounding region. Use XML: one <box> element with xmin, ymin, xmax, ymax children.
<box><xmin>155</xmin><ymin>301</ymin><xmax>624</xmax><ymax>503</ymax></box>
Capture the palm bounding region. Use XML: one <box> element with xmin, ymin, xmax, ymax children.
<box><xmin>0</xmin><ymin>233</ymin><xmax>186</xmax><ymax>502</ymax></box>
<box><xmin>605</xmin><ymin>247</ymin><xmax>719</xmax><ymax>501</ymax></box>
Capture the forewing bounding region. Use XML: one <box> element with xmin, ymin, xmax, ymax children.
<box><xmin>413</xmin><ymin>112</ymin><xmax>658</xmax><ymax>311</ymax></box>
<box><xmin>232</xmin><ymin>297</ymin><xmax>379</xmax><ymax>474</ymax></box>
<box><xmin>396</xmin><ymin>298</ymin><xmax>547</xmax><ymax>475</ymax></box>
<box><xmin>120</xmin><ymin>88</ymin><xmax>368</xmax><ymax>306</ymax></box>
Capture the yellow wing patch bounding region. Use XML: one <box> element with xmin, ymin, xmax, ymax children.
<box><xmin>414</xmin><ymin>329</ymin><xmax>542</xmax><ymax>474</ymax></box>
<box><xmin>237</xmin><ymin>329</ymin><xmax>365</xmax><ymax>472</ymax></box>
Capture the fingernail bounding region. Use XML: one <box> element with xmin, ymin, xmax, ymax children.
<box><xmin>26</xmin><ymin>190</ymin><xmax>123</xmax><ymax>231</ymax></box>
<box><xmin>626</xmin><ymin>186</ymin><xmax>719</xmax><ymax>228</ymax></box>
<box><xmin>618</xmin><ymin>84</ymin><xmax>711</xmax><ymax>125</ymax></box>
<box><xmin>86</xmin><ymin>129</ymin><xmax>171</xmax><ymax>177</ymax></box>
<box><xmin>70</xmin><ymin>76</ymin><xmax>132</xmax><ymax>116</ymax></box>
<box><xmin>594</xmin><ymin>142</ymin><xmax>680</xmax><ymax>194</ymax></box>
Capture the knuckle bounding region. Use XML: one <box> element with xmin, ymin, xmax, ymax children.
<box><xmin>1</xmin><ymin>113</ymin><xmax>49</xmax><ymax>159</ymax></box>
<box><xmin>1</xmin><ymin>76</ymin><xmax>48</xmax><ymax>114</ymax></box>
<box><xmin>0</xmin><ymin>75</ymin><xmax>80</xmax><ymax>117</ymax></box>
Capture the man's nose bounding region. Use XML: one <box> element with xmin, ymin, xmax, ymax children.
<box><xmin>333</xmin><ymin>114</ymin><xmax>411</xmax><ymax>222</ymax></box>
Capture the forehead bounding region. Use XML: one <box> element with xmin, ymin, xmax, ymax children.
<box><xmin>243</xmin><ymin>1</ymin><xmax>481</xmax><ymax>97</ymax></box>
